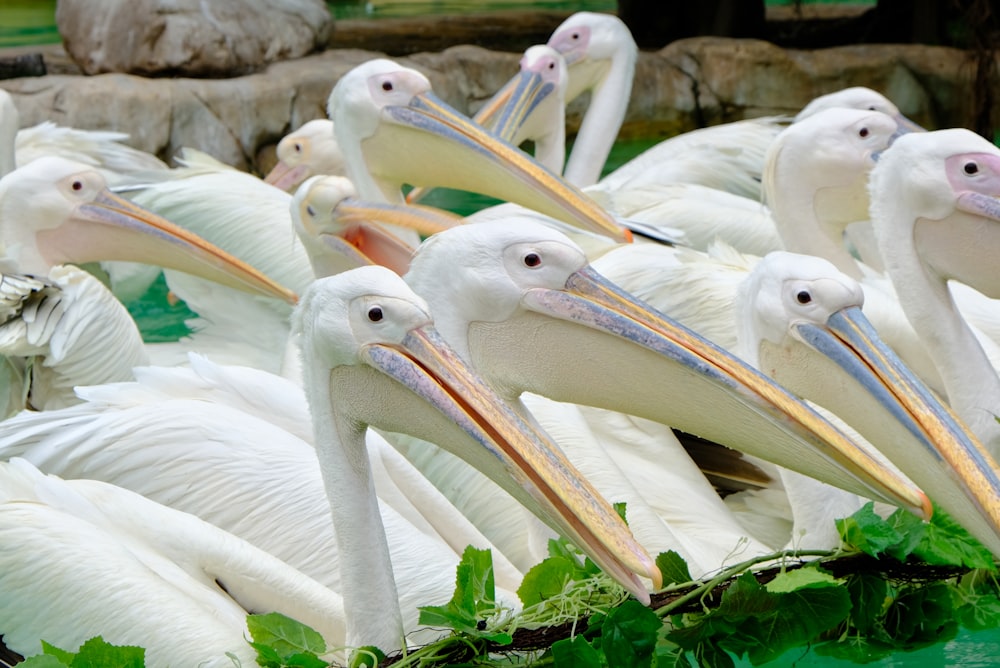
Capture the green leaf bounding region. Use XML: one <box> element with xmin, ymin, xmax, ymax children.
<box><xmin>813</xmin><ymin>634</ymin><xmax>896</xmax><ymax>663</ymax></box>
<box><xmin>69</xmin><ymin>637</ymin><xmax>144</xmax><ymax>668</ymax></box>
<box><xmin>888</xmin><ymin>507</ymin><xmax>995</xmax><ymax>569</ymax></box>
<box><xmin>418</xmin><ymin>546</ymin><xmax>500</xmax><ymax>636</ymax></box>
<box><xmin>598</xmin><ymin>599</ymin><xmax>661</xmax><ymax>668</ymax></box>
<box><xmin>246</xmin><ymin>612</ymin><xmax>326</xmax><ymax>666</ymax></box>
<box><xmin>836</xmin><ymin>502</ymin><xmax>903</xmax><ymax>557</ymax></box>
<box><xmin>845</xmin><ymin>572</ymin><xmax>890</xmax><ymax>635</ymax></box>
<box><xmin>656</xmin><ymin>550</ymin><xmax>692</xmax><ymax>586</ymax></box>
<box><xmin>517</xmin><ymin>556</ymin><xmax>580</xmax><ymax>607</ymax></box>
<box><xmin>691</xmin><ymin>642</ymin><xmax>736</xmax><ymax>668</ymax></box>
<box><xmin>18</xmin><ymin>656</ymin><xmax>69</xmax><ymax>668</ymax></box>
<box><xmin>883</xmin><ymin>583</ymin><xmax>959</xmax><ymax>649</ymax></box>
<box><xmin>956</xmin><ymin>590</ymin><xmax>1000</xmax><ymax>631</ymax></box>
<box><xmin>40</xmin><ymin>641</ymin><xmax>75</xmax><ymax>665</ymax></box>
<box><xmin>764</xmin><ymin>566</ymin><xmax>836</xmax><ymax>593</ymax></box>
<box><xmin>551</xmin><ymin>635</ymin><xmax>602</xmax><ymax>668</ymax></box>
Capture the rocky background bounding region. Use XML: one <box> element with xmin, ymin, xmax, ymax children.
<box><xmin>1</xmin><ymin>2</ymin><xmax>997</xmax><ymax>174</ymax></box>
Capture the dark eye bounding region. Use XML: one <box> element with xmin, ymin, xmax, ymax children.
<box><xmin>796</xmin><ymin>291</ymin><xmax>812</xmax><ymax>304</ymax></box>
<box><xmin>964</xmin><ymin>162</ymin><xmax>979</xmax><ymax>175</ymax></box>
<box><xmin>858</xmin><ymin>127</ymin><xmax>869</xmax><ymax>138</ymax></box>
<box><xmin>523</xmin><ymin>252</ymin><xmax>541</xmax><ymax>267</ymax></box>
<box><xmin>306</xmin><ymin>205</ymin><xmax>315</xmax><ymax>217</ymax></box>
<box><xmin>867</xmin><ymin>105</ymin><xmax>877</xmax><ymax>111</ymax></box>
<box><xmin>548</xmin><ymin>61</ymin><xmax>555</xmax><ymax>70</ymax></box>
<box><xmin>293</xmin><ymin>143</ymin><xmax>302</xmax><ymax>153</ymax></box>
<box><xmin>571</xmin><ymin>32</ymin><xmax>580</xmax><ymax>40</ymax></box>
<box><xmin>381</xmin><ymin>80</ymin><xmax>393</xmax><ymax>92</ymax></box>
<box><xmin>71</xmin><ymin>180</ymin><xmax>83</xmax><ymax>191</ymax></box>
<box><xmin>368</xmin><ymin>306</ymin><xmax>383</xmax><ymax>322</ymax></box>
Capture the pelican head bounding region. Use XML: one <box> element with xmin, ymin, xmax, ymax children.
<box><xmin>546</xmin><ymin>11</ymin><xmax>637</xmax><ymax>103</ymax></box>
<box><xmin>765</xmin><ymin>107</ymin><xmax>909</xmax><ymax>232</ymax></box>
<box><xmin>292</xmin><ymin>175</ymin><xmax>460</xmax><ymax>277</ymax></box>
<box><xmin>795</xmin><ymin>86</ymin><xmax>926</xmax><ymax>133</ymax></box>
<box><xmin>264</xmin><ymin>119</ymin><xmax>345</xmax><ymax>193</ymax></box>
<box><xmin>740</xmin><ymin>250</ymin><xmax>1000</xmax><ymax>556</ymax></box>
<box><xmin>0</xmin><ymin>156</ymin><xmax>296</xmax><ymax>303</ymax></box>
<box><xmin>327</xmin><ymin>58</ymin><xmax>630</xmax><ymax>243</ymax></box>
<box><xmin>871</xmin><ymin>129</ymin><xmax>1000</xmax><ymax>299</ymax></box>
<box><xmin>294</xmin><ymin>265</ymin><xmax>660</xmax><ymax>610</ymax></box>
<box><xmin>405</xmin><ymin>219</ymin><xmax>929</xmax><ymax>518</ymax></box>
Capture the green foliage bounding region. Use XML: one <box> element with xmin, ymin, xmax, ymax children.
<box><xmin>19</xmin><ymin>501</ymin><xmax>1000</xmax><ymax>668</ymax></box>
<box><xmin>20</xmin><ymin>637</ymin><xmax>144</xmax><ymax>668</ymax></box>
<box><xmin>247</xmin><ymin>612</ymin><xmax>328</xmax><ymax>668</ymax></box>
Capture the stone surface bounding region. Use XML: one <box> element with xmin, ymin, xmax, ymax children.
<box><xmin>1</xmin><ymin>37</ymin><xmax>995</xmax><ymax>174</ymax></box>
<box><xmin>55</xmin><ymin>0</ymin><xmax>332</xmax><ymax>77</ymax></box>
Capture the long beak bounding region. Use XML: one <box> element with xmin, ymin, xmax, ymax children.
<box><xmin>408</xmin><ymin>70</ymin><xmax>555</xmax><ymax>205</ymax></box>
<box><xmin>353</xmin><ymin>324</ymin><xmax>660</xmax><ymax>601</ymax></box>
<box><xmin>471</xmin><ymin>266</ymin><xmax>930</xmax><ymax>518</ymax></box>
<box><xmin>798</xmin><ymin>306</ymin><xmax>1000</xmax><ymax>553</ymax></box>
<box><xmin>363</xmin><ymin>92</ymin><xmax>631</xmax><ymax>243</ymax></box>
<box><xmin>309</xmin><ymin>199</ymin><xmax>461</xmax><ymax>276</ymax></box>
<box><xmin>263</xmin><ymin>160</ymin><xmax>309</xmax><ymax>192</ymax></box>
<box><xmin>35</xmin><ymin>189</ymin><xmax>298</xmax><ymax>304</ymax></box>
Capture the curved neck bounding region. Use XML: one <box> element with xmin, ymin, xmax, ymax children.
<box><xmin>881</xmin><ymin>222</ymin><xmax>1000</xmax><ymax>456</ymax></box>
<box><xmin>299</xmin><ymin>351</ymin><xmax>403</xmax><ymax>652</ymax></box>
<box><xmin>769</xmin><ymin>180</ymin><xmax>864</xmax><ymax>281</ymax></box>
<box><xmin>564</xmin><ymin>50</ymin><xmax>634</xmax><ymax>187</ymax></box>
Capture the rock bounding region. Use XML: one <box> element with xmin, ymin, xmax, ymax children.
<box><xmin>55</xmin><ymin>0</ymin><xmax>332</xmax><ymax>77</ymax></box>
<box><xmin>0</xmin><ymin>39</ymin><xmax>994</xmax><ymax>174</ymax></box>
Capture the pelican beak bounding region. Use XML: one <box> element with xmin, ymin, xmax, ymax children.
<box><xmin>365</xmin><ymin>92</ymin><xmax>632</xmax><ymax>243</ymax></box>
<box><xmin>872</xmin><ymin>117</ymin><xmax>920</xmax><ymax>163</ymax></box>
<box><xmin>407</xmin><ymin>69</ymin><xmax>556</xmax><ymax>205</ymax></box>
<box><xmin>357</xmin><ymin>323</ymin><xmax>661</xmax><ymax>601</ymax></box>
<box><xmin>312</xmin><ymin>199</ymin><xmax>461</xmax><ymax>276</ymax></box>
<box><xmin>36</xmin><ymin>188</ymin><xmax>298</xmax><ymax>304</ymax></box>
<box><xmin>263</xmin><ymin>160</ymin><xmax>310</xmax><ymax>192</ymax></box>
<box><xmin>479</xmin><ymin>266</ymin><xmax>930</xmax><ymax>517</ymax></box>
<box><xmin>473</xmin><ymin>70</ymin><xmax>557</xmax><ymax>143</ymax></box>
<box><xmin>797</xmin><ymin>305</ymin><xmax>1000</xmax><ymax>551</ymax></box>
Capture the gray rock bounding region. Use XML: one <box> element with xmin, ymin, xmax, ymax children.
<box><xmin>1</xmin><ymin>39</ymin><xmax>994</xmax><ymax>174</ymax></box>
<box><xmin>55</xmin><ymin>0</ymin><xmax>332</xmax><ymax>77</ymax></box>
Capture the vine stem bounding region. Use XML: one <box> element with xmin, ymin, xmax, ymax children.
<box><xmin>653</xmin><ymin>548</ymin><xmax>839</xmax><ymax>617</ymax></box>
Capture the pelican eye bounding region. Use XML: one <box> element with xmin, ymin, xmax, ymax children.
<box><xmin>858</xmin><ymin>127</ymin><xmax>869</xmax><ymax>138</ymax></box>
<box><xmin>293</xmin><ymin>143</ymin><xmax>303</xmax><ymax>153</ymax></box>
<box><xmin>571</xmin><ymin>32</ymin><xmax>580</xmax><ymax>40</ymax></box>
<box><xmin>547</xmin><ymin>61</ymin><xmax>555</xmax><ymax>70</ymax></box>
<box><xmin>796</xmin><ymin>290</ymin><xmax>812</xmax><ymax>305</ymax></box>
<box><xmin>523</xmin><ymin>252</ymin><xmax>542</xmax><ymax>267</ymax></box>
<box><xmin>964</xmin><ymin>161</ymin><xmax>979</xmax><ymax>175</ymax></box>
<box><xmin>368</xmin><ymin>306</ymin><xmax>384</xmax><ymax>322</ymax></box>
<box><xmin>306</xmin><ymin>205</ymin><xmax>316</xmax><ymax>217</ymax></box>
<box><xmin>71</xmin><ymin>180</ymin><xmax>84</xmax><ymax>191</ymax></box>
<box><xmin>381</xmin><ymin>81</ymin><xmax>393</xmax><ymax>92</ymax></box>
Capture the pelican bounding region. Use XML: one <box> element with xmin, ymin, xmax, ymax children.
<box><xmin>263</xmin><ymin>119</ymin><xmax>346</xmax><ymax>192</ymax></box>
<box><xmin>0</xmin><ymin>156</ymin><xmax>297</xmax><ymax>405</ymax></box>
<box><xmin>0</xmin><ymin>263</ymin><xmax>660</xmax><ymax>654</ymax></box>
<box><xmin>0</xmin><ymin>353</ymin><xmax>526</xmax><ymax>648</ymax></box>
<box><xmin>0</xmin><ymin>458</ymin><xmax>347</xmax><ymax>667</ymax></box>
<box><xmin>737</xmin><ymin>251</ymin><xmax>1000</xmax><ymax>556</ymax></box>
<box><xmin>328</xmin><ymin>58</ymin><xmax>632</xmax><ymax>245</ymax></box>
<box><xmin>0</xmin><ymin>89</ymin><xmax>168</xmax><ymax>184</ymax></box>
<box><xmin>293</xmin><ymin>265</ymin><xmax>659</xmax><ymax>650</ymax></box>
<box><xmin>870</xmin><ymin>129</ymin><xmax>1000</xmax><ymax>455</ymax></box>
<box><xmin>398</xmin><ymin>220</ymin><xmax>929</xmax><ymax>552</ymax></box>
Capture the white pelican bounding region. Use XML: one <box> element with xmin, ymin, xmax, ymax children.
<box><xmin>328</xmin><ymin>58</ymin><xmax>632</xmax><ymax>245</ymax></box>
<box><xmin>0</xmin><ymin>457</ymin><xmax>347</xmax><ymax>667</ymax></box>
<box><xmin>292</xmin><ymin>265</ymin><xmax>659</xmax><ymax>650</ymax></box>
<box><xmin>0</xmin><ymin>89</ymin><xmax>168</xmax><ymax>184</ymax></box>
<box><xmin>737</xmin><ymin>251</ymin><xmax>1000</xmax><ymax>556</ymax></box>
<box><xmin>0</xmin><ymin>156</ymin><xmax>297</xmax><ymax>403</ymax></box>
<box><xmin>262</xmin><ymin>119</ymin><xmax>346</xmax><ymax>192</ymax></box>
<box><xmin>0</xmin><ymin>265</ymin><xmax>146</xmax><ymax>414</ymax></box>
<box><xmin>0</xmin><ymin>354</ymin><xmax>526</xmax><ymax>648</ymax></box>
<box><xmin>870</xmin><ymin>129</ymin><xmax>1000</xmax><ymax>455</ymax></box>
<box><xmin>397</xmin><ymin>220</ymin><xmax>929</xmax><ymax>558</ymax></box>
